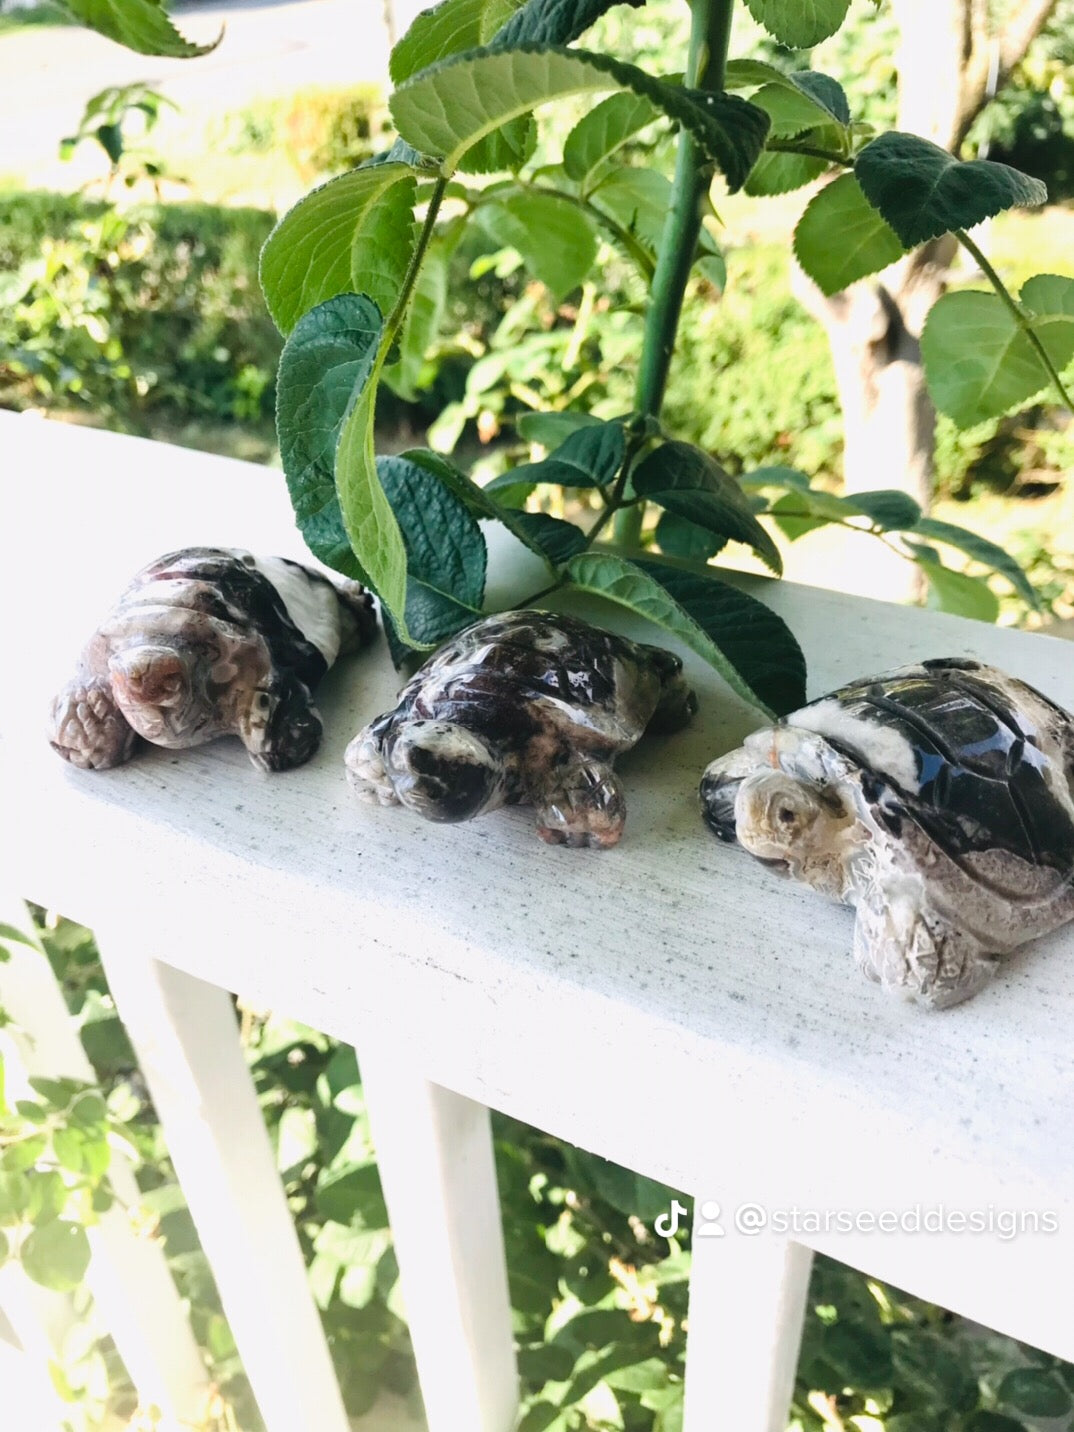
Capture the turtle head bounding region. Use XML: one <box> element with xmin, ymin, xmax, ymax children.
<box><xmin>385</xmin><ymin>720</ymin><xmax>506</xmax><ymax>823</ymax></box>
<box><xmin>702</xmin><ymin>731</ymin><xmax>866</xmax><ymax>900</ymax></box>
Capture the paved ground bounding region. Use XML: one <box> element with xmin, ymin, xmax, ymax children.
<box><xmin>0</xmin><ymin>0</ymin><xmax>417</xmax><ymax>181</ymax></box>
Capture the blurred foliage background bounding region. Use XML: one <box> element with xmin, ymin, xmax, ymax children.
<box><xmin>2</xmin><ymin>0</ymin><xmax>1074</xmax><ymax>1426</ymax></box>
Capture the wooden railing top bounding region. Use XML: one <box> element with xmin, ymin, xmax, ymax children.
<box><xmin>4</xmin><ymin>412</ymin><xmax>1073</xmax><ymax>1355</ymax></box>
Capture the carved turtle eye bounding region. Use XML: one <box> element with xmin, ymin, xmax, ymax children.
<box><xmin>777</xmin><ymin>805</ymin><xmax>797</xmax><ymax>825</ymax></box>
<box><xmin>255</xmin><ymin>691</ymin><xmax>272</xmax><ymax>713</ymax></box>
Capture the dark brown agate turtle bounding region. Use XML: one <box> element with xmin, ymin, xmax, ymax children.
<box><xmin>49</xmin><ymin>548</ymin><xmax>376</xmax><ymax>772</ymax></box>
<box><xmin>701</xmin><ymin>658</ymin><xmax>1074</xmax><ymax>1007</ymax></box>
<box><xmin>346</xmin><ymin>610</ymin><xmax>697</xmax><ymax>847</ymax></box>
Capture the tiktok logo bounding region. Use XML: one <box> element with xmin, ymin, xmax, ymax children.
<box><xmin>654</xmin><ymin>1199</ymin><xmax>725</xmax><ymax>1238</ymax></box>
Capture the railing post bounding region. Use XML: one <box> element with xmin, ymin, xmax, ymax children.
<box><xmin>358</xmin><ymin>1041</ymin><xmax>519</xmax><ymax>1432</ymax></box>
<box><xmin>0</xmin><ymin>900</ymin><xmax>211</xmax><ymax>1428</ymax></box>
<box><xmin>92</xmin><ymin>921</ymin><xmax>351</xmax><ymax>1432</ymax></box>
<box><xmin>682</xmin><ymin>1212</ymin><xmax>813</xmax><ymax>1432</ymax></box>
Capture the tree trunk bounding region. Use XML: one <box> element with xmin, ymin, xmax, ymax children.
<box><xmin>800</xmin><ymin>0</ymin><xmax>1057</xmax><ymax>600</ymax></box>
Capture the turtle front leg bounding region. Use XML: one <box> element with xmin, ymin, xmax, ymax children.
<box><xmin>853</xmin><ymin>884</ymin><xmax>1000</xmax><ymax>1009</ymax></box>
<box><xmin>533</xmin><ymin>759</ymin><xmax>626</xmax><ymax>849</ymax></box>
<box><xmin>344</xmin><ymin>717</ymin><xmax>398</xmax><ymax>805</ymax></box>
<box><xmin>49</xmin><ymin>675</ymin><xmax>138</xmax><ymax>771</ymax></box>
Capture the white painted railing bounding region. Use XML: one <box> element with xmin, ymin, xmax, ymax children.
<box><xmin>2</xmin><ymin>410</ymin><xmax>1073</xmax><ymax>1432</ymax></box>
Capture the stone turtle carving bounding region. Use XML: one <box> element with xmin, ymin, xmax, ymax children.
<box><xmin>701</xmin><ymin>658</ymin><xmax>1074</xmax><ymax>1008</ymax></box>
<box><xmin>50</xmin><ymin>547</ymin><xmax>375</xmax><ymax>772</ymax></box>
<box><xmin>346</xmin><ymin>610</ymin><xmax>697</xmax><ymax>847</ymax></box>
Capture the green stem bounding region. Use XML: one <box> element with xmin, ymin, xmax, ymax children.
<box><xmin>488</xmin><ymin>181</ymin><xmax>656</xmax><ymax>284</ymax></box>
<box><xmin>956</xmin><ymin>227</ymin><xmax>1074</xmax><ymax>413</ymax></box>
<box><xmin>379</xmin><ymin>174</ymin><xmax>448</xmax><ymax>360</ymax></box>
<box><xmin>615</xmin><ymin>0</ymin><xmax>736</xmax><ymax>545</ymax></box>
<box><xmin>764</xmin><ymin>139</ymin><xmax>851</xmax><ymax>167</ymax></box>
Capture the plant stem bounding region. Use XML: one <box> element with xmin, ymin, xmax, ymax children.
<box><xmin>379</xmin><ymin>174</ymin><xmax>448</xmax><ymax>360</ymax></box>
<box><xmin>615</xmin><ymin>0</ymin><xmax>736</xmax><ymax>544</ymax></box>
<box><xmin>764</xmin><ymin>139</ymin><xmax>852</xmax><ymax>167</ymax></box>
<box><xmin>956</xmin><ymin>226</ymin><xmax>1074</xmax><ymax>413</ymax></box>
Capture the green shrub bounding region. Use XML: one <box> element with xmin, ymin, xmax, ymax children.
<box><xmin>0</xmin><ymin>191</ymin><xmax>281</xmax><ymax>432</ymax></box>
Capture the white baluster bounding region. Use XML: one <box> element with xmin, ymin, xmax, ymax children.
<box><xmin>93</xmin><ymin>924</ymin><xmax>350</xmax><ymax>1432</ymax></box>
<box><xmin>683</xmin><ymin>1207</ymin><xmax>812</xmax><ymax>1432</ymax></box>
<box><xmin>358</xmin><ymin>1043</ymin><xmax>518</xmax><ymax>1432</ymax></box>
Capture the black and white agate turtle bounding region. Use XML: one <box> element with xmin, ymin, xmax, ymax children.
<box><xmin>700</xmin><ymin>658</ymin><xmax>1074</xmax><ymax>1008</ymax></box>
<box><xmin>50</xmin><ymin>548</ymin><xmax>376</xmax><ymax>772</ymax></box>
<box><xmin>346</xmin><ymin>610</ymin><xmax>697</xmax><ymax>847</ymax></box>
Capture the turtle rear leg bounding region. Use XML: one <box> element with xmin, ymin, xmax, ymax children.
<box><xmin>854</xmin><ymin>885</ymin><xmax>1000</xmax><ymax>1009</ymax></box>
<box><xmin>49</xmin><ymin>675</ymin><xmax>138</xmax><ymax>771</ymax></box>
<box><xmin>533</xmin><ymin>759</ymin><xmax>626</xmax><ymax>849</ymax></box>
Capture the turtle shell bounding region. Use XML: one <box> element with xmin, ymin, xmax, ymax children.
<box><xmin>399</xmin><ymin>610</ymin><xmax>680</xmax><ymax>755</ymax></box>
<box><xmin>786</xmin><ymin>657</ymin><xmax>1074</xmax><ymax>887</ymax></box>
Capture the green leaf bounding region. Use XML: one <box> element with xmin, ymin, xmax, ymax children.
<box><xmin>461</xmin><ymin>116</ymin><xmax>537</xmax><ymax>175</ymax></box>
<box><xmin>476</xmin><ymin>192</ymin><xmax>598</xmax><ymax>298</ymax></box>
<box><xmin>794</xmin><ymin>173</ymin><xmax>905</xmax><ymax>296</ymax></box>
<box><xmin>377</xmin><ymin>454</ymin><xmax>486</xmax><ymax>645</ymax></box>
<box><xmin>962</xmin><ymin>1416</ymin><xmax>1027</xmax><ymax>1432</ymax></box>
<box><xmin>743</xmin><ymin>0</ymin><xmax>851</xmax><ymax>48</ymax></box>
<box><xmin>591</xmin><ymin>167</ymin><xmax>670</xmax><ymax>249</ymax></box>
<box><xmin>494</xmin><ymin>0</ymin><xmax>643</xmax><ymax>47</ymax></box>
<box><xmin>739</xmin><ymin>465</ymin><xmax>812</xmax><ymax>493</ymax></box>
<box><xmin>0</xmin><ymin>1172</ymin><xmax>30</xmax><ymax>1225</ymax></box>
<box><xmin>58</xmin><ymin>0</ymin><xmax>219</xmax><ymax>56</ymax></box>
<box><xmin>52</xmin><ymin>1127</ymin><xmax>84</xmax><ymax>1173</ymax></box>
<box><xmin>390</xmin><ymin>46</ymin><xmax>770</xmax><ymax>191</ymax></box>
<box><xmin>28</xmin><ymin>1078</ymin><xmax>82</xmax><ymax>1107</ymax></box>
<box><xmin>890</xmin><ymin>1331</ymin><xmax>977</xmax><ymax>1411</ymax></box>
<box><xmin>920</xmin><ymin>287</ymin><xmax>1074</xmax><ymax>428</ymax></box>
<box><xmin>516</xmin><ymin>410</ymin><xmax>601</xmax><ymax>445</ymax></box>
<box><xmin>919</xmin><ymin>559</ymin><xmax>1000</xmax><ymax>622</ymax></box>
<box><xmin>563</xmin><ymin>91</ymin><xmax>657</xmax><ymax>190</ymax></box>
<box><xmin>275</xmin><ymin>293</ymin><xmax>381</xmax><ymax>582</ymax></box>
<box><xmin>260</xmin><ymin>163</ymin><xmax>417</xmax><ymax>336</ymax></box>
<box><xmin>850</xmin><ymin>489</ymin><xmax>922</xmax><ymax>530</ymax></box>
<box><xmin>510</xmin><ymin>513</ymin><xmax>587</xmax><ymax>565</ymax></box>
<box><xmin>28</xmin><ymin>1170</ymin><xmax>68</xmax><ymax>1226</ymax></box>
<box><xmin>656</xmin><ymin>511</ymin><xmax>728</xmax><ymax>561</ymax></box>
<box><xmin>563</xmin><ymin>1149</ymin><xmax>673</xmax><ymax>1222</ymax></box>
<box><xmin>751</xmin><ymin>81</ymin><xmax>838</xmax><ymax>138</ymax></box>
<box><xmin>793</xmin><ymin>72</ymin><xmax>850</xmax><ymax>127</ymax></box>
<box><xmin>518</xmin><ymin>1342</ymin><xmax>576</xmax><ymax>1384</ymax></box>
<box><xmin>912</xmin><ymin>516</ymin><xmax>1039</xmax><ymax>608</ymax></box>
<box><xmin>0</xmin><ymin>922</ymin><xmax>41</xmax><ymax>951</ymax></box>
<box><xmin>745</xmin><ymin>149</ymin><xmax>827</xmax><ymax>197</ymax></box>
<box><xmin>316</xmin><ymin>1163</ymin><xmax>389</xmax><ymax>1229</ymax></box>
<box><xmin>397</xmin><ymin>448</ymin><xmax>562</xmax><ymax>574</ymax></box>
<box><xmin>998</xmin><ymin>1369</ymin><xmax>1072</xmax><ymax>1418</ymax></box>
<box><xmin>564</xmin><ymin>553</ymin><xmax>806</xmax><ymax>716</ymax></box>
<box><xmin>21</xmin><ymin>1220</ymin><xmax>91</xmax><ymax>1292</ymax></box>
<box><xmin>491</xmin><ymin>420</ymin><xmax>626</xmax><ymax>490</ymax></box>
<box><xmin>336</xmin><ymin>391</ymin><xmax>411</xmax><ymax>634</ymax></box>
<box><xmin>390</xmin><ymin>0</ymin><xmax>521</xmax><ymax>82</ymax></box>
<box><xmin>0</xmin><ymin>1229</ymin><xmax>8</xmax><ymax>1263</ymax></box>
<box><xmin>855</xmin><ymin>132</ymin><xmax>1048</xmax><ymax>248</ymax></box>
<box><xmin>2</xmin><ymin>1134</ymin><xmax>47</xmax><ymax>1173</ymax></box>
<box><xmin>632</xmin><ymin>441</ymin><xmax>783</xmax><ymax>574</ymax></box>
